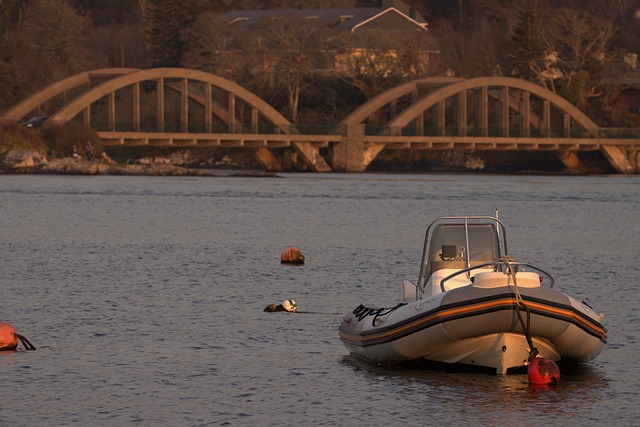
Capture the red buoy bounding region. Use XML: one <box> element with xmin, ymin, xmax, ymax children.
<box><xmin>0</xmin><ymin>322</ymin><xmax>36</xmax><ymax>351</ymax></box>
<box><xmin>527</xmin><ymin>357</ymin><xmax>560</xmax><ymax>385</ymax></box>
<box><xmin>280</xmin><ymin>247</ymin><xmax>305</xmax><ymax>265</ymax></box>
<box><xmin>0</xmin><ymin>322</ymin><xmax>18</xmax><ymax>351</ymax></box>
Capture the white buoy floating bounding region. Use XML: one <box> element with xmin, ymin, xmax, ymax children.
<box><xmin>264</xmin><ymin>299</ymin><xmax>298</xmax><ymax>313</ymax></box>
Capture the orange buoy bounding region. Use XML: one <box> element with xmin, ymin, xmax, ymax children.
<box><xmin>0</xmin><ymin>322</ymin><xmax>36</xmax><ymax>351</ymax></box>
<box><xmin>0</xmin><ymin>322</ymin><xmax>18</xmax><ymax>351</ymax></box>
<box><xmin>527</xmin><ymin>357</ymin><xmax>560</xmax><ymax>385</ymax></box>
<box><xmin>280</xmin><ymin>247</ymin><xmax>305</xmax><ymax>265</ymax></box>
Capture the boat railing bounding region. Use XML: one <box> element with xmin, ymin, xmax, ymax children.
<box><xmin>439</xmin><ymin>259</ymin><xmax>555</xmax><ymax>292</ymax></box>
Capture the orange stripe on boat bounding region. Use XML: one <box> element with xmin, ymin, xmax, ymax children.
<box><xmin>339</xmin><ymin>297</ymin><xmax>606</xmax><ymax>343</ymax></box>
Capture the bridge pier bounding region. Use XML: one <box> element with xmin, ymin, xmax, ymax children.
<box><xmin>600</xmin><ymin>145</ymin><xmax>637</xmax><ymax>174</ymax></box>
<box><xmin>556</xmin><ymin>150</ymin><xmax>586</xmax><ymax>173</ymax></box>
<box><xmin>253</xmin><ymin>147</ymin><xmax>284</xmax><ymax>172</ymax></box>
<box><xmin>291</xmin><ymin>141</ymin><xmax>333</xmax><ymax>172</ymax></box>
<box><xmin>334</xmin><ymin>124</ymin><xmax>366</xmax><ymax>172</ymax></box>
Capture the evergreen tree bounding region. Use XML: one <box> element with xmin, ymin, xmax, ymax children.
<box><xmin>507</xmin><ymin>0</ymin><xmax>547</xmax><ymax>81</ymax></box>
<box><xmin>144</xmin><ymin>0</ymin><xmax>208</xmax><ymax>67</ymax></box>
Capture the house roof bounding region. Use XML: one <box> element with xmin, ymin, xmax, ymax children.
<box><xmin>223</xmin><ymin>8</ymin><xmax>389</xmax><ymax>31</ymax></box>
<box><xmin>223</xmin><ymin>5</ymin><xmax>429</xmax><ymax>29</ymax></box>
<box><xmin>222</xmin><ymin>5</ymin><xmax>438</xmax><ymax>51</ymax></box>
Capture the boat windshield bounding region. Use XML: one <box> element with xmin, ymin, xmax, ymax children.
<box><xmin>430</xmin><ymin>223</ymin><xmax>500</xmax><ymax>263</ymax></box>
<box><xmin>419</xmin><ymin>217</ymin><xmax>505</xmax><ymax>288</ymax></box>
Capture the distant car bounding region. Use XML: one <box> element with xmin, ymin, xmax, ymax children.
<box><xmin>20</xmin><ymin>116</ymin><xmax>47</xmax><ymax>128</ymax></box>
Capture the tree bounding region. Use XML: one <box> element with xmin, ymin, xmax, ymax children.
<box><xmin>426</xmin><ymin>0</ymin><xmax>516</xmax><ymax>77</ymax></box>
<box><xmin>507</xmin><ymin>0</ymin><xmax>546</xmax><ymax>81</ymax></box>
<box><xmin>547</xmin><ymin>7</ymin><xmax>616</xmax><ymax>73</ymax></box>
<box><xmin>257</xmin><ymin>14</ymin><xmax>323</xmax><ymax>124</ymax></box>
<box><xmin>144</xmin><ymin>0</ymin><xmax>209</xmax><ymax>67</ymax></box>
<box><xmin>543</xmin><ymin>3</ymin><xmax>618</xmax><ymax>109</ymax></box>
<box><xmin>0</xmin><ymin>0</ymin><xmax>28</xmax><ymax>34</ymax></box>
<box><xmin>87</xmin><ymin>22</ymin><xmax>148</xmax><ymax>68</ymax></box>
<box><xmin>0</xmin><ymin>0</ymin><xmax>94</xmax><ymax>112</ymax></box>
<box><xmin>182</xmin><ymin>12</ymin><xmax>244</xmax><ymax>76</ymax></box>
<box><xmin>337</xmin><ymin>30</ymin><xmax>428</xmax><ymax>97</ymax></box>
<box><xmin>608</xmin><ymin>0</ymin><xmax>640</xmax><ymax>52</ymax></box>
<box><xmin>11</xmin><ymin>0</ymin><xmax>92</xmax><ymax>72</ymax></box>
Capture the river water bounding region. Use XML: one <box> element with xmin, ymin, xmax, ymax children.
<box><xmin>0</xmin><ymin>173</ymin><xmax>638</xmax><ymax>426</ymax></box>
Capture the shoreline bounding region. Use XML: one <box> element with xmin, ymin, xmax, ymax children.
<box><xmin>0</xmin><ymin>157</ymin><xmax>280</xmax><ymax>177</ymax></box>
<box><xmin>0</xmin><ymin>154</ymin><xmax>632</xmax><ymax>177</ymax></box>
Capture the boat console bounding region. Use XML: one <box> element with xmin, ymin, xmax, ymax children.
<box><xmin>411</xmin><ymin>216</ymin><xmax>508</xmax><ymax>300</ymax></box>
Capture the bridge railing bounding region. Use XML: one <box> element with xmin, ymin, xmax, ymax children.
<box><xmin>23</xmin><ymin>115</ymin><xmax>640</xmax><ymax>140</ymax></box>
<box><xmin>370</xmin><ymin>125</ymin><xmax>640</xmax><ymax>139</ymax></box>
<box><xmin>85</xmin><ymin>120</ymin><xmax>346</xmax><ymax>135</ymax></box>
<box><xmin>597</xmin><ymin>127</ymin><xmax>640</xmax><ymax>138</ymax></box>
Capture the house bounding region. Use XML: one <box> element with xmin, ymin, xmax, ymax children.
<box><xmin>219</xmin><ymin>0</ymin><xmax>439</xmax><ymax>77</ymax></box>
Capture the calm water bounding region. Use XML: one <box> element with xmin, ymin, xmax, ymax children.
<box><xmin>0</xmin><ymin>173</ymin><xmax>638</xmax><ymax>426</ymax></box>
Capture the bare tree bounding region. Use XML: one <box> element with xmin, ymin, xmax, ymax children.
<box><xmin>537</xmin><ymin>5</ymin><xmax>616</xmax><ymax>108</ymax></box>
<box><xmin>428</xmin><ymin>0</ymin><xmax>518</xmax><ymax>77</ymax></box>
<box><xmin>338</xmin><ymin>30</ymin><xmax>424</xmax><ymax>97</ymax></box>
<box><xmin>13</xmin><ymin>0</ymin><xmax>92</xmax><ymax>72</ymax></box>
<box><xmin>258</xmin><ymin>14</ymin><xmax>321</xmax><ymax>124</ymax></box>
<box><xmin>183</xmin><ymin>12</ymin><xmax>248</xmax><ymax>77</ymax></box>
<box><xmin>87</xmin><ymin>22</ymin><xmax>147</xmax><ymax>68</ymax></box>
<box><xmin>547</xmin><ymin>8</ymin><xmax>616</xmax><ymax>72</ymax></box>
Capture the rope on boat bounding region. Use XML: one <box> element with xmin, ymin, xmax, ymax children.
<box><xmin>352</xmin><ymin>302</ymin><xmax>407</xmax><ymax>325</ymax></box>
<box><xmin>503</xmin><ymin>257</ymin><xmax>539</xmax><ymax>362</ymax></box>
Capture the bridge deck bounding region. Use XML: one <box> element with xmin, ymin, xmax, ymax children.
<box><xmin>98</xmin><ymin>131</ymin><xmax>639</xmax><ymax>152</ymax></box>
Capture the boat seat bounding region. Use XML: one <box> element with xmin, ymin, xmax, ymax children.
<box><xmin>425</xmin><ymin>269</ymin><xmax>471</xmax><ymax>295</ymax></box>
<box><xmin>425</xmin><ymin>262</ymin><xmax>496</xmax><ymax>296</ymax></box>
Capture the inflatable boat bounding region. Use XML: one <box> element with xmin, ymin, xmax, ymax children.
<box><xmin>339</xmin><ymin>215</ymin><xmax>607</xmax><ymax>374</ymax></box>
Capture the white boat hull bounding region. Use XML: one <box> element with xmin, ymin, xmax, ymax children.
<box><xmin>339</xmin><ymin>283</ymin><xmax>607</xmax><ymax>374</ymax></box>
<box><xmin>340</xmin><ymin>215</ymin><xmax>607</xmax><ymax>374</ymax></box>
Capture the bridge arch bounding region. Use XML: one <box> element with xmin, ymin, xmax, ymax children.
<box><xmin>3</xmin><ymin>67</ymin><xmax>332</xmax><ymax>172</ymax></box>
<box><xmin>47</xmin><ymin>67</ymin><xmax>291</xmax><ymax>131</ymax></box>
<box><xmin>2</xmin><ymin>68</ymin><xmax>140</xmax><ymax>122</ymax></box>
<box><xmin>341</xmin><ymin>76</ymin><xmax>599</xmax><ymax>133</ymax></box>
<box><xmin>340</xmin><ymin>77</ymin><xmax>465</xmax><ymax>127</ymax></box>
<box><xmin>335</xmin><ymin>76</ymin><xmax>634</xmax><ymax>172</ymax></box>
<box><xmin>386</xmin><ymin>76</ymin><xmax>599</xmax><ymax>134</ymax></box>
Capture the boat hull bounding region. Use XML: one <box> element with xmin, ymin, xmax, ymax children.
<box><xmin>339</xmin><ymin>284</ymin><xmax>607</xmax><ymax>374</ymax></box>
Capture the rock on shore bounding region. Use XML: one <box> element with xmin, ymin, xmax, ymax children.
<box><xmin>0</xmin><ymin>148</ymin><xmax>276</xmax><ymax>177</ymax></box>
<box><xmin>0</xmin><ymin>148</ymin><xmax>48</xmax><ymax>170</ymax></box>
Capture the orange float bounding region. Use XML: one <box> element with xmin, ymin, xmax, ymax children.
<box><xmin>0</xmin><ymin>322</ymin><xmax>36</xmax><ymax>351</ymax></box>
<box><xmin>280</xmin><ymin>247</ymin><xmax>305</xmax><ymax>265</ymax></box>
<box><xmin>527</xmin><ymin>357</ymin><xmax>560</xmax><ymax>385</ymax></box>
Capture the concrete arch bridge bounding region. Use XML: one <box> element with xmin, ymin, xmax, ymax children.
<box><xmin>3</xmin><ymin>68</ymin><xmax>638</xmax><ymax>173</ymax></box>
